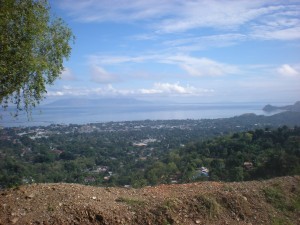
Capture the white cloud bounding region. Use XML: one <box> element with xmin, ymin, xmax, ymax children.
<box><xmin>155</xmin><ymin>1</ymin><xmax>284</xmax><ymax>33</ymax></box>
<box><xmin>60</xmin><ymin>68</ymin><xmax>76</xmax><ymax>81</ymax></box>
<box><xmin>90</xmin><ymin>66</ymin><xmax>118</xmax><ymax>83</ymax></box>
<box><xmin>58</xmin><ymin>0</ymin><xmax>171</xmax><ymax>22</ymax></box>
<box><xmin>47</xmin><ymin>86</ymin><xmax>89</xmax><ymax>97</ymax></box>
<box><xmin>251</xmin><ymin>26</ymin><xmax>300</xmax><ymax>40</ymax></box>
<box><xmin>154</xmin><ymin>82</ymin><xmax>191</xmax><ymax>94</ymax></box>
<box><xmin>47</xmin><ymin>91</ymin><xmax>64</xmax><ymax>96</ymax></box>
<box><xmin>277</xmin><ymin>64</ymin><xmax>300</xmax><ymax>77</ymax></box>
<box><xmin>248</xmin><ymin>3</ymin><xmax>300</xmax><ymax>40</ymax></box>
<box><xmin>47</xmin><ymin>83</ymin><xmax>213</xmax><ymax>98</ymax></box>
<box><xmin>58</xmin><ymin>0</ymin><xmax>300</xmax><ymax>39</ymax></box>
<box><xmin>163</xmin><ymin>33</ymin><xmax>247</xmax><ymax>51</ymax></box>
<box><xmin>88</xmin><ymin>53</ymin><xmax>239</xmax><ymax>77</ymax></box>
<box><xmin>139</xmin><ymin>82</ymin><xmax>212</xmax><ymax>95</ymax></box>
<box><xmin>88</xmin><ymin>55</ymin><xmax>155</xmax><ymax>65</ymax></box>
<box><xmin>130</xmin><ymin>33</ymin><xmax>158</xmax><ymax>41</ymax></box>
<box><xmin>163</xmin><ymin>55</ymin><xmax>239</xmax><ymax>77</ymax></box>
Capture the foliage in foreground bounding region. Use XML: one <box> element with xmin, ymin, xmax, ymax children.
<box><xmin>0</xmin><ymin>0</ymin><xmax>74</xmax><ymax>116</ymax></box>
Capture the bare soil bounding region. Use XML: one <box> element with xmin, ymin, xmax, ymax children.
<box><xmin>1</xmin><ymin>176</ymin><xmax>300</xmax><ymax>225</ymax></box>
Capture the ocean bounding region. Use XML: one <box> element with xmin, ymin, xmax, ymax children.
<box><xmin>0</xmin><ymin>103</ymin><xmax>282</xmax><ymax>127</ymax></box>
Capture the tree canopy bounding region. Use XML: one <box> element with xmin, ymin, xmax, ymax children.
<box><xmin>0</xmin><ymin>0</ymin><xmax>74</xmax><ymax>116</ymax></box>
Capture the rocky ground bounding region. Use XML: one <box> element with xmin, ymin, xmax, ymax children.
<box><xmin>0</xmin><ymin>176</ymin><xmax>300</xmax><ymax>225</ymax></box>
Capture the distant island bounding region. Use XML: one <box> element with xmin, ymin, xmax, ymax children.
<box><xmin>263</xmin><ymin>101</ymin><xmax>300</xmax><ymax>112</ymax></box>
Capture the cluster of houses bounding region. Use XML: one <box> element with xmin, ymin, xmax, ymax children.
<box><xmin>193</xmin><ymin>166</ymin><xmax>210</xmax><ymax>179</ymax></box>
<box><xmin>133</xmin><ymin>138</ymin><xmax>157</xmax><ymax>147</ymax></box>
<box><xmin>174</xmin><ymin>166</ymin><xmax>210</xmax><ymax>181</ymax></box>
<box><xmin>83</xmin><ymin>166</ymin><xmax>113</xmax><ymax>184</ymax></box>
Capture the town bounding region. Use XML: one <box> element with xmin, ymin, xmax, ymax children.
<box><xmin>1</xmin><ymin>112</ymin><xmax>300</xmax><ymax>188</ymax></box>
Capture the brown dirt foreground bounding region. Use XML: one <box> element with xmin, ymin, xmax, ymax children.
<box><xmin>0</xmin><ymin>176</ymin><xmax>300</xmax><ymax>225</ymax></box>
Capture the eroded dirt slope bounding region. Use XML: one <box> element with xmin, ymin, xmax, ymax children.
<box><xmin>1</xmin><ymin>176</ymin><xmax>300</xmax><ymax>225</ymax></box>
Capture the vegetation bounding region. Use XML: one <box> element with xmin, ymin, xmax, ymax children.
<box><xmin>173</xmin><ymin>125</ymin><xmax>300</xmax><ymax>182</ymax></box>
<box><xmin>0</xmin><ymin>0</ymin><xmax>74</xmax><ymax>116</ymax></box>
<box><xmin>0</xmin><ymin>114</ymin><xmax>300</xmax><ymax>188</ymax></box>
<box><xmin>262</xmin><ymin>181</ymin><xmax>300</xmax><ymax>225</ymax></box>
<box><xmin>115</xmin><ymin>197</ymin><xmax>145</xmax><ymax>207</ymax></box>
<box><xmin>263</xmin><ymin>185</ymin><xmax>288</xmax><ymax>211</ymax></box>
<box><xmin>263</xmin><ymin>183</ymin><xmax>300</xmax><ymax>213</ymax></box>
<box><xmin>194</xmin><ymin>195</ymin><xmax>221</xmax><ymax>219</ymax></box>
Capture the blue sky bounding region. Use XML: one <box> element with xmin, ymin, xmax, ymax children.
<box><xmin>47</xmin><ymin>0</ymin><xmax>300</xmax><ymax>103</ymax></box>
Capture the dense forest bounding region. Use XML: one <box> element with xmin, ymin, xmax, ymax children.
<box><xmin>0</xmin><ymin>112</ymin><xmax>300</xmax><ymax>188</ymax></box>
<box><xmin>114</xmin><ymin>125</ymin><xmax>300</xmax><ymax>186</ymax></box>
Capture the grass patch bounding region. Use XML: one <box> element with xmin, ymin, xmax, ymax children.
<box><xmin>263</xmin><ymin>186</ymin><xmax>287</xmax><ymax>211</ymax></box>
<box><xmin>162</xmin><ymin>220</ymin><xmax>171</xmax><ymax>225</ymax></box>
<box><xmin>223</xmin><ymin>184</ymin><xmax>234</xmax><ymax>192</ymax></box>
<box><xmin>292</xmin><ymin>197</ymin><xmax>300</xmax><ymax>211</ymax></box>
<box><xmin>263</xmin><ymin>185</ymin><xmax>299</xmax><ymax>212</ymax></box>
<box><xmin>290</xmin><ymin>187</ymin><xmax>300</xmax><ymax>211</ymax></box>
<box><xmin>272</xmin><ymin>217</ymin><xmax>293</xmax><ymax>225</ymax></box>
<box><xmin>154</xmin><ymin>198</ymin><xmax>179</xmax><ymax>219</ymax></box>
<box><xmin>47</xmin><ymin>205</ymin><xmax>54</xmax><ymax>212</ymax></box>
<box><xmin>161</xmin><ymin>198</ymin><xmax>179</xmax><ymax>211</ymax></box>
<box><xmin>195</xmin><ymin>195</ymin><xmax>221</xmax><ymax>219</ymax></box>
<box><xmin>115</xmin><ymin>197</ymin><xmax>145</xmax><ymax>207</ymax></box>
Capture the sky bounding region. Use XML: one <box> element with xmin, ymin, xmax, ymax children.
<box><xmin>47</xmin><ymin>0</ymin><xmax>300</xmax><ymax>104</ymax></box>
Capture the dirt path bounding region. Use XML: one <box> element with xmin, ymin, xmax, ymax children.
<box><xmin>1</xmin><ymin>176</ymin><xmax>299</xmax><ymax>225</ymax></box>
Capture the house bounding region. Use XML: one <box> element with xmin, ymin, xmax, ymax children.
<box><xmin>133</xmin><ymin>142</ymin><xmax>147</xmax><ymax>147</ymax></box>
<box><xmin>243</xmin><ymin>162</ymin><xmax>253</xmax><ymax>170</ymax></box>
<box><xmin>92</xmin><ymin>166</ymin><xmax>109</xmax><ymax>173</ymax></box>
<box><xmin>84</xmin><ymin>177</ymin><xmax>96</xmax><ymax>183</ymax></box>
<box><xmin>200</xmin><ymin>167</ymin><xmax>209</xmax><ymax>176</ymax></box>
<box><xmin>193</xmin><ymin>166</ymin><xmax>210</xmax><ymax>179</ymax></box>
<box><xmin>103</xmin><ymin>176</ymin><xmax>110</xmax><ymax>181</ymax></box>
<box><xmin>200</xmin><ymin>167</ymin><xmax>209</xmax><ymax>174</ymax></box>
<box><xmin>50</xmin><ymin>149</ymin><xmax>63</xmax><ymax>155</ymax></box>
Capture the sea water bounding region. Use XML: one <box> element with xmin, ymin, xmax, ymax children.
<box><xmin>0</xmin><ymin>103</ymin><xmax>282</xmax><ymax>127</ymax></box>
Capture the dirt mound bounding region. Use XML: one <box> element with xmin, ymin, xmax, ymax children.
<box><xmin>1</xmin><ymin>176</ymin><xmax>300</xmax><ymax>225</ymax></box>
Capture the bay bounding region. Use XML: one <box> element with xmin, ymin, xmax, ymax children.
<box><xmin>1</xmin><ymin>102</ymin><xmax>282</xmax><ymax>127</ymax></box>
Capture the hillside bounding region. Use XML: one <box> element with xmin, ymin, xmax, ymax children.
<box><xmin>263</xmin><ymin>101</ymin><xmax>300</xmax><ymax>112</ymax></box>
<box><xmin>0</xmin><ymin>176</ymin><xmax>299</xmax><ymax>225</ymax></box>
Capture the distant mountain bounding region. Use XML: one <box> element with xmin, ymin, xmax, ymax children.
<box><xmin>44</xmin><ymin>98</ymin><xmax>151</xmax><ymax>107</ymax></box>
<box><xmin>263</xmin><ymin>101</ymin><xmax>300</xmax><ymax>112</ymax></box>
